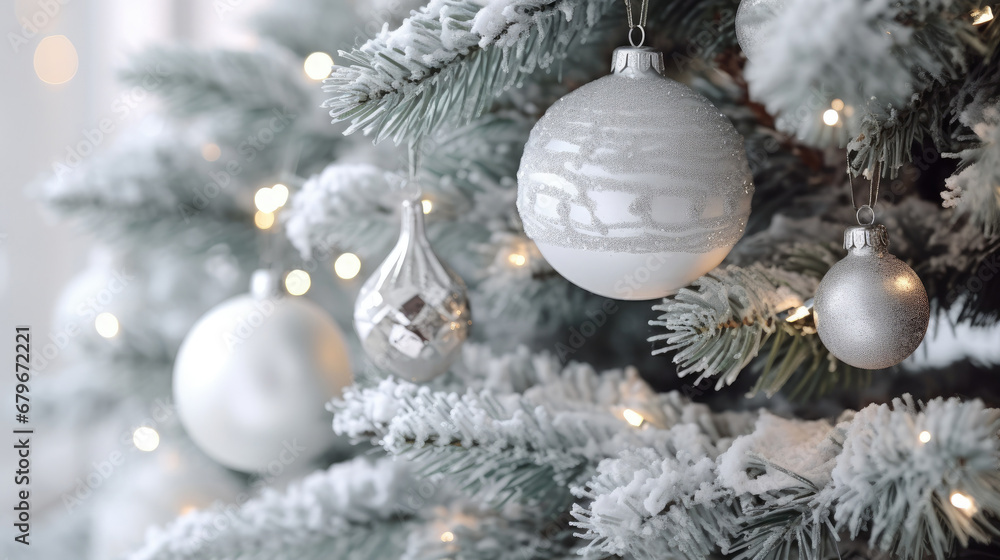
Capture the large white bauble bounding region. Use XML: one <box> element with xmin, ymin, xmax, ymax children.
<box><xmin>173</xmin><ymin>272</ymin><xmax>352</xmax><ymax>472</ymax></box>
<box><xmin>516</xmin><ymin>47</ymin><xmax>754</xmax><ymax>300</ymax></box>
<box><xmin>735</xmin><ymin>0</ymin><xmax>788</xmax><ymax>61</ymax></box>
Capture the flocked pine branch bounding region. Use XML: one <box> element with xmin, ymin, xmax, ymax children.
<box><xmin>322</xmin><ymin>0</ymin><xmax>616</xmax><ymax>144</ymax></box>
<box><xmin>120</xmin><ymin>47</ymin><xmax>311</xmax><ymax>120</ymax></box>
<box><xmin>130</xmin><ymin>457</ymin><xmax>424</xmax><ymax>560</ymax></box>
<box><xmin>943</xmin><ymin>102</ymin><xmax>1000</xmax><ymax>236</ymax></box>
<box><xmin>332</xmin><ymin>344</ymin><xmax>756</xmax><ymax>511</ymax></box>
<box><xmin>571</xmin><ymin>396</ymin><xmax>1000</xmax><ymax>560</ymax></box>
<box><xmin>648</xmin><ymin>262</ymin><xmax>867</xmax><ymax>399</ymax></box>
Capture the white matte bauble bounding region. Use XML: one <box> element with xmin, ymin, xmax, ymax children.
<box><xmin>735</xmin><ymin>0</ymin><xmax>788</xmax><ymax>61</ymax></box>
<box><xmin>813</xmin><ymin>225</ymin><xmax>929</xmax><ymax>369</ymax></box>
<box><xmin>173</xmin><ymin>271</ymin><xmax>352</xmax><ymax>472</ymax></box>
<box><xmin>516</xmin><ymin>47</ymin><xmax>754</xmax><ymax>300</ymax></box>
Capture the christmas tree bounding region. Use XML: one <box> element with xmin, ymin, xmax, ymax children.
<box><xmin>12</xmin><ymin>0</ymin><xmax>1000</xmax><ymax>558</ymax></box>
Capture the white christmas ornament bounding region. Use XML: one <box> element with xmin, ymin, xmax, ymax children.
<box><xmin>516</xmin><ymin>47</ymin><xmax>754</xmax><ymax>300</ymax></box>
<box><xmin>354</xmin><ymin>196</ymin><xmax>471</xmax><ymax>382</ymax></box>
<box><xmin>735</xmin><ymin>0</ymin><xmax>788</xmax><ymax>61</ymax></box>
<box><xmin>173</xmin><ymin>270</ymin><xmax>352</xmax><ymax>472</ymax></box>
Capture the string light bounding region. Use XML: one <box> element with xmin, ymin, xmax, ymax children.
<box><xmin>303</xmin><ymin>52</ymin><xmax>334</xmax><ymax>80</ymax></box>
<box><xmin>918</xmin><ymin>430</ymin><xmax>931</xmax><ymax>443</ymax></box>
<box><xmin>201</xmin><ymin>143</ymin><xmax>221</xmax><ymax>162</ymax></box>
<box><xmin>831</xmin><ymin>99</ymin><xmax>846</xmax><ymax>111</ymax></box>
<box><xmin>34</xmin><ymin>35</ymin><xmax>78</xmax><ymax>84</ymax></box>
<box><xmin>785</xmin><ymin>306</ymin><xmax>811</xmax><ymax>322</ymax></box>
<box><xmin>622</xmin><ymin>408</ymin><xmax>644</xmax><ymax>427</ymax></box>
<box><xmin>822</xmin><ymin>109</ymin><xmax>840</xmax><ymax>126</ymax></box>
<box><xmin>507</xmin><ymin>253</ymin><xmax>527</xmax><ymax>267</ymax></box>
<box><xmin>254</xmin><ymin>211</ymin><xmax>275</xmax><ymax>230</ymax></box>
<box><xmin>285</xmin><ymin>269</ymin><xmax>311</xmax><ymax>296</ymax></box>
<box><xmin>133</xmin><ymin>427</ymin><xmax>160</xmax><ymax>452</ymax></box>
<box><xmin>95</xmin><ymin>312</ymin><xmax>120</xmax><ymax>338</ymax></box>
<box><xmin>972</xmin><ymin>6</ymin><xmax>994</xmax><ymax>24</ymax></box>
<box><xmin>421</xmin><ymin>199</ymin><xmax>433</xmax><ymax>214</ymax></box>
<box><xmin>255</xmin><ymin>185</ymin><xmax>290</xmax><ymax>214</ymax></box>
<box><xmin>334</xmin><ymin>253</ymin><xmax>362</xmax><ymax>280</ymax></box>
<box><xmin>950</xmin><ymin>491</ymin><xmax>974</xmax><ymax>511</ymax></box>
<box><xmin>440</xmin><ymin>531</ymin><xmax>455</xmax><ymax>543</ymax></box>
<box><xmin>271</xmin><ymin>184</ymin><xmax>289</xmax><ymax>207</ymax></box>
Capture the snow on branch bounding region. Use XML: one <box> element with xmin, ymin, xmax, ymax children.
<box><xmin>322</xmin><ymin>0</ymin><xmax>614</xmax><ymax>144</ymax></box>
<box><xmin>130</xmin><ymin>457</ymin><xmax>424</xmax><ymax>560</ymax></box>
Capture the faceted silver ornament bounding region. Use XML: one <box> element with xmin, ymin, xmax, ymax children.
<box><xmin>813</xmin><ymin>224</ymin><xmax>930</xmax><ymax>369</ymax></box>
<box><xmin>735</xmin><ymin>0</ymin><xmax>788</xmax><ymax>61</ymax></box>
<box><xmin>516</xmin><ymin>46</ymin><xmax>754</xmax><ymax>301</ymax></box>
<box><xmin>354</xmin><ymin>197</ymin><xmax>471</xmax><ymax>382</ymax></box>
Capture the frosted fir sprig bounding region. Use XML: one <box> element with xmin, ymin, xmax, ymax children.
<box><xmin>746</xmin><ymin>0</ymin><xmax>979</xmax><ymax>147</ymax></box>
<box><xmin>130</xmin><ymin>457</ymin><xmax>425</xmax><ymax>560</ymax></box>
<box><xmin>322</xmin><ymin>0</ymin><xmax>615</xmax><ymax>144</ymax></box>
<box><xmin>648</xmin><ymin>263</ymin><xmax>866</xmax><ymax>399</ymax></box>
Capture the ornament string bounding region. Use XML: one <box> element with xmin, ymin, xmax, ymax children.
<box><xmin>406</xmin><ymin>139</ymin><xmax>424</xmax><ymax>201</ymax></box>
<box><xmin>623</xmin><ymin>0</ymin><xmax>650</xmax><ymax>46</ymax></box>
<box><xmin>849</xmin><ymin>161</ymin><xmax>881</xmax><ymax>226</ymax></box>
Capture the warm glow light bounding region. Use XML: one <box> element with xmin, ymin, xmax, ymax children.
<box><xmin>34</xmin><ymin>35</ymin><xmax>78</xmax><ymax>84</ymax></box>
<box><xmin>785</xmin><ymin>306</ymin><xmax>811</xmax><ymax>323</ymax></box>
<box><xmin>919</xmin><ymin>430</ymin><xmax>932</xmax><ymax>443</ymax></box>
<box><xmin>950</xmin><ymin>491</ymin><xmax>974</xmax><ymax>510</ymax></box>
<box><xmin>133</xmin><ymin>427</ymin><xmax>160</xmax><ymax>452</ymax></box>
<box><xmin>334</xmin><ymin>253</ymin><xmax>362</xmax><ymax>280</ymax></box>
<box><xmin>95</xmin><ymin>312</ymin><xmax>119</xmax><ymax>338</ymax></box>
<box><xmin>255</xmin><ymin>187</ymin><xmax>280</xmax><ymax>213</ymax></box>
<box><xmin>894</xmin><ymin>276</ymin><xmax>913</xmax><ymax>290</ymax></box>
<box><xmin>285</xmin><ymin>269</ymin><xmax>311</xmax><ymax>296</ymax></box>
<box><xmin>254</xmin><ymin>210</ymin><xmax>275</xmax><ymax>229</ymax></box>
<box><xmin>304</xmin><ymin>52</ymin><xmax>334</xmax><ymax>80</ymax></box>
<box><xmin>831</xmin><ymin>99</ymin><xmax>845</xmax><ymax>111</ymax></box>
<box><xmin>623</xmin><ymin>409</ymin><xmax>644</xmax><ymax>427</ymax></box>
<box><xmin>201</xmin><ymin>143</ymin><xmax>221</xmax><ymax>162</ymax></box>
<box><xmin>180</xmin><ymin>505</ymin><xmax>197</xmax><ymax>516</ymax></box>
<box><xmin>822</xmin><ymin>109</ymin><xmax>840</xmax><ymax>126</ymax></box>
<box><xmin>972</xmin><ymin>6</ymin><xmax>994</xmax><ymax>24</ymax></box>
<box><xmin>421</xmin><ymin>199</ymin><xmax>433</xmax><ymax>214</ymax></box>
<box><xmin>508</xmin><ymin>253</ymin><xmax>527</xmax><ymax>267</ymax></box>
<box><xmin>271</xmin><ymin>184</ymin><xmax>289</xmax><ymax>207</ymax></box>
<box><xmin>440</xmin><ymin>531</ymin><xmax>455</xmax><ymax>543</ymax></box>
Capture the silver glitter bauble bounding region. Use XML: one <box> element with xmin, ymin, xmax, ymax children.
<box><xmin>516</xmin><ymin>46</ymin><xmax>754</xmax><ymax>301</ymax></box>
<box><xmin>354</xmin><ymin>197</ymin><xmax>471</xmax><ymax>382</ymax></box>
<box><xmin>173</xmin><ymin>270</ymin><xmax>353</xmax><ymax>472</ymax></box>
<box><xmin>735</xmin><ymin>0</ymin><xmax>787</xmax><ymax>61</ymax></box>
<box><xmin>813</xmin><ymin>225</ymin><xmax>930</xmax><ymax>369</ymax></box>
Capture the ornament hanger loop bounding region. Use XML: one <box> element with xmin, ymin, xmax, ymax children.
<box><xmin>856</xmin><ymin>204</ymin><xmax>876</xmax><ymax>226</ymax></box>
<box><xmin>849</xmin><ymin>161</ymin><xmax>882</xmax><ymax>225</ymax></box>
<box><xmin>628</xmin><ymin>25</ymin><xmax>646</xmax><ymax>47</ymax></box>
<box><xmin>623</xmin><ymin>0</ymin><xmax>650</xmax><ymax>46</ymax></box>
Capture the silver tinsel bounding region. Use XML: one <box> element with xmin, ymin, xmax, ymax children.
<box><xmin>735</xmin><ymin>0</ymin><xmax>788</xmax><ymax>61</ymax></box>
<box><xmin>354</xmin><ymin>197</ymin><xmax>471</xmax><ymax>382</ymax></box>
<box><xmin>516</xmin><ymin>46</ymin><xmax>753</xmax><ymax>300</ymax></box>
<box><xmin>813</xmin><ymin>224</ymin><xmax>929</xmax><ymax>369</ymax></box>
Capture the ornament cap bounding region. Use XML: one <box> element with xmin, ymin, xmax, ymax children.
<box><xmin>611</xmin><ymin>46</ymin><xmax>664</xmax><ymax>78</ymax></box>
<box><xmin>844</xmin><ymin>224</ymin><xmax>889</xmax><ymax>254</ymax></box>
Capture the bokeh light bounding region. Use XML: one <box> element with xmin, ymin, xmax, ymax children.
<box><xmin>334</xmin><ymin>253</ymin><xmax>362</xmax><ymax>280</ymax></box>
<box><xmin>304</xmin><ymin>52</ymin><xmax>334</xmax><ymax>80</ymax></box>
<box><xmin>95</xmin><ymin>312</ymin><xmax>119</xmax><ymax>338</ymax></box>
<box><xmin>285</xmin><ymin>269</ymin><xmax>311</xmax><ymax>296</ymax></box>
<box><xmin>133</xmin><ymin>427</ymin><xmax>160</xmax><ymax>452</ymax></box>
<box><xmin>34</xmin><ymin>35</ymin><xmax>78</xmax><ymax>85</ymax></box>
